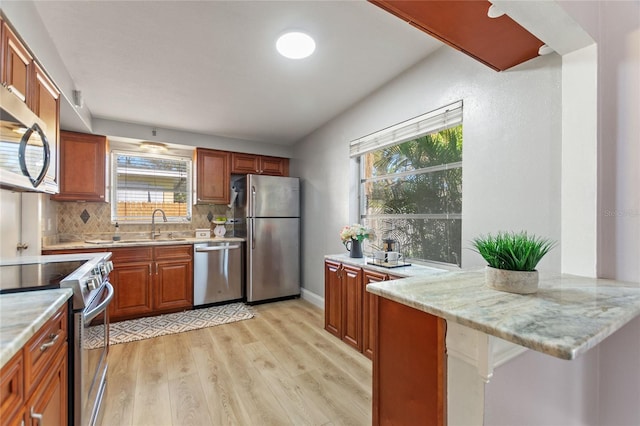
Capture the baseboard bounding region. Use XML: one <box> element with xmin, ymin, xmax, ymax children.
<box><xmin>300</xmin><ymin>288</ymin><xmax>324</xmax><ymax>309</ymax></box>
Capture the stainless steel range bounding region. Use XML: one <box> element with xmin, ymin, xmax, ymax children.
<box><xmin>0</xmin><ymin>253</ymin><xmax>114</xmax><ymax>426</ymax></box>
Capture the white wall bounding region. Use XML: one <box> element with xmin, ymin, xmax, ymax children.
<box><xmin>292</xmin><ymin>46</ymin><xmax>562</xmax><ymax>297</ymax></box>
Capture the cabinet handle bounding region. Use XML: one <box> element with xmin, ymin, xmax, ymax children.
<box><xmin>30</xmin><ymin>407</ymin><xmax>43</xmax><ymax>426</ymax></box>
<box><xmin>155</xmin><ymin>263</ymin><xmax>158</xmax><ymax>275</ymax></box>
<box><xmin>40</xmin><ymin>332</ymin><xmax>60</xmax><ymax>352</ymax></box>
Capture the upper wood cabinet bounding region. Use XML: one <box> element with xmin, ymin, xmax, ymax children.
<box><xmin>1</xmin><ymin>20</ymin><xmax>32</xmax><ymax>103</ymax></box>
<box><xmin>369</xmin><ymin>0</ymin><xmax>544</xmax><ymax>71</ymax></box>
<box><xmin>32</xmin><ymin>63</ymin><xmax>60</xmax><ymax>155</ymax></box>
<box><xmin>231</xmin><ymin>153</ymin><xmax>289</xmax><ymax>176</ymax></box>
<box><xmin>196</xmin><ymin>148</ymin><xmax>230</xmax><ymax>204</ymax></box>
<box><xmin>52</xmin><ymin>131</ymin><xmax>107</xmax><ymax>202</ymax></box>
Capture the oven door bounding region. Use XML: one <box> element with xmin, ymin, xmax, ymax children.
<box><xmin>76</xmin><ymin>281</ymin><xmax>113</xmax><ymax>426</ymax></box>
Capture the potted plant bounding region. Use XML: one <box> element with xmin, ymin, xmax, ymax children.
<box><xmin>471</xmin><ymin>231</ymin><xmax>556</xmax><ymax>294</ymax></box>
<box><xmin>340</xmin><ymin>224</ymin><xmax>374</xmax><ymax>258</ymax></box>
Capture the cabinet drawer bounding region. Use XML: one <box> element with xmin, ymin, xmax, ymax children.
<box><xmin>23</xmin><ymin>304</ymin><xmax>67</xmax><ymax>396</ymax></box>
<box><xmin>154</xmin><ymin>244</ymin><xmax>192</xmax><ymax>260</ymax></box>
<box><xmin>111</xmin><ymin>247</ymin><xmax>153</xmax><ymax>263</ymax></box>
<box><xmin>0</xmin><ymin>351</ymin><xmax>24</xmax><ymax>426</ymax></box>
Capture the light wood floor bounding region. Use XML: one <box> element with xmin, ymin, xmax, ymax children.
<box><xmin>100</xmin><ymin>299</ymin><xmax>372</xmax><ymax>426</ymax></box>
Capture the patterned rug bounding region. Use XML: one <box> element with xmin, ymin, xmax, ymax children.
<box><xmin>86</xmin><ymin>302</ymin><xmax>254</xmax><ymax>349</ymax></box>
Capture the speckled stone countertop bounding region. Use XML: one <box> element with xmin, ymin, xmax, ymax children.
<box><xmin>366</xmin><ymin>270</ymin><xmax>640</xmax><ymax>360</ymax></box>
<box><xmin>43</xmin><ymin>236</ymin><xmax>245</xmax><ymax>250</ymax></box>
<box><xmin>325</xmin><ymin>253</ymin><xmax>454</xmax><ymax>277</ymax></box>
<box><xmin>0</xmin><ymin>289</ymin><xmax>72</xmax><ymax>368</ymax></box>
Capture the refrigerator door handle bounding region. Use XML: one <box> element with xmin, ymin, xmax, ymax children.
<box><xmin>251</xmin><ymin>185</ymin><xmax>256</xmax><ymax>218</ymax></box>
<box><xmin>250</xmin><ymin>218</ymin><xmax>255</xmax><ymax>249</ymax></box>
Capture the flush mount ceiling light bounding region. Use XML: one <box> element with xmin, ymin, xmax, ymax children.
<box><xmin>276</xmin><ymin>32</ymin><xmax>316</xmax><ymax>59</ymax></box>
<box><xmin>538</xmin><ymin>44</ymin><xmax>555</xmax><ymax>56</ymax></box>
<box><xmin>140</xmin><ymin>141</ymin><xmax>168</xmax><ymax>152</ymax></box>
<box><xmin>487</xmin><ymin>4</ymin><xmax>505</xmax><ymax>18</ymax></box>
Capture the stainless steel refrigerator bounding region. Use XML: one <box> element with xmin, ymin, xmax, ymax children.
<box><xmin>233</xmin><ymin>174</ymin><xmax>300</xmax><ymax>303</ymax></box>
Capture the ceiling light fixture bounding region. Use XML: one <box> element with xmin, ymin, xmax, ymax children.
<box><xmin>140</xmin><ymin>141</ymin><xmax>168</xmax><ymax>152</ymax></box>
<box><xmin>487</xmin><ymin>5</ymin><xmax>505</xmax><ymax>18</ymax></box>
<box><xmin>538</xmin><ymin>44</ymin><xmax>555</xmax><ymax>56</ymax></box>
<box><xmin>276</xmin><ymin>32</ymin><xmax>316</xmax><ymax>59</ymax></box>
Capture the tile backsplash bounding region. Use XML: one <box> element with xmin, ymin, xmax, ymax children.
<box><xmin>45</xmin><ymin>199</ymin><xmax>233</xmax><ymax>244</ymax></box>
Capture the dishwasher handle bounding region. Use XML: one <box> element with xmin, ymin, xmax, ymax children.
<box><xmin>195</xmin><ymin>244</ymin><xmax>242</xmax><ymax>252</ymax></box>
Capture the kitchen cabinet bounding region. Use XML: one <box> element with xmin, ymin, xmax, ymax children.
<box><xmin>52</xmin><ymin>131</ymin><xmax>107</xmax><ymax>202</ymax></box>
<box><xmin>326</xmin><ymin>260</ymin><xmax>401</xmax><ymax>356</ymax></box>
<box><xmin>369</xmin><ymin>0</ymin><xmax>544</xmax><ymax>72</ymax></box>
<box><xmin>32</xmin><ymin>63</ymin><xmax>60</xmax><ymax>162</ymax></box>
<box><xmin>153</xmin><ymin>245</ymin><xmax>193</xmax><ymax>312</ymax></box>
<box><xmin>196</xmin><ymin>148</ymin><xmax>230</xmax><ymax>204</ymax></box>
<box><xmin>373</xmin><ymin>296</ymin><xmax>446</xmax><ymax>426</ymax></box>
<box><xmin>50</xmin><ymin>245</ymin><xmax>193</xmax><ymax>322</ymax></box>
<box><xmin>1</xmin><ymin>20</ymin><xmax>32</xmax><ymax>104</ymax></box>
<box><xmin>231</xmin><ymin>153</ymin><xmax>289</xmax><ymax>176</ymax></box>
<box><xmin>0</xmin><ymin>303</ymin><xmax>68</xmax><ymax>426</ymax></box>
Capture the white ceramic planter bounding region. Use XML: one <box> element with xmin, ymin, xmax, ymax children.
<box><xmin>485</xmin><ymin>266</ymin><xmax>539</xmax><ymax>294</ymax></box>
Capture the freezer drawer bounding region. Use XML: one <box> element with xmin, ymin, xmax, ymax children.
<box><xmin>193</xmin><ymin>242</ymin><xmax>243</xmax><ymax>306</ymax></box>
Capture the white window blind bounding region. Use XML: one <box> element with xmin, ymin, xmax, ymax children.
<box><xmin>350</xmin><ymin>100</ymin><xmax>463</xmax><ymax>157</ymax></box>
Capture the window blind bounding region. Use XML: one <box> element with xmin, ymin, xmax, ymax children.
<box><xmin>349</xmin><ymin>100</ymin><xmax>463</xmax><ymax>157</ymax></box>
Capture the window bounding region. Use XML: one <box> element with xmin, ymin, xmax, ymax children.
<box><xmin>111</xmin><ymin>151</ymin><xmax>192</xmax><ymax>223</ymax></box>
<box><xmin>353</xmin><ymin>102</ymin><xmax>463</xmax><ymax>265</ymax></box>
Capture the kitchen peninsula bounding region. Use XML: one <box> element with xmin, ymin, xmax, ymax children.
<box><xmin>366</xmin><ymin>268</ymin><xmax>640</xmax><ymax>425</ymax></box>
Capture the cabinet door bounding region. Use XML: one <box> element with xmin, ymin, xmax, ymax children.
<box><xmin>109</xmin><ymin>262</ymin><xmax>154</xmax><ymax>321</ymax></box>
<box><xmin>196</xmin><ymin>148</ymin><xmax>230</xmax><ymax>204</ymax></box>
<box><xmin>32</xmin><ymin>63</ymin><xmax>60</xmax><ymax>189</ymax></box>
<box><xmin>231</xmin><ymin>152</ymin><xmax>259</xmax><ymax>174</ymax></box>
<box><xmin>26</xmin><ymin>343</ymin><xmax>67</xmax><ymax>426</ymax></box>
<box><xmin>52</xmin><ymin>131</ymin><xmax>106</xmax><ymax>202</ymax></box>
<box><xmin>1</xmin><ymin>22</ymin><xmax>32</xmax><ymax>103</ymax></box>
<box><xmin>0</xmin><ymin>351</ymin><xmax>23</xmax><ymax>426</ymax></box>
<box><xmin>341</xmin><ymin>264</ymin><xmax>363</xmax><ymax>351</ymax></box>
<box><xmin>324</xmin><ymin>261</ymin><xmax>342</xmax><ymax>338</ymax></box>
<box><xmin>260</xmin><ymin>156</ymin><xmax>289</xmax><ymax>176</ymax></box>
<box><xmin>362</xmin><ymin>270</ymin><xmax>387</xmax><ymax>360</ymax></box>
<box><xmin>154</xmin><ymin>259</ymin><xmax>193</xmax><ymax>312</ymax></box>
<box><xmin>373</xmin><ymin>297</ymin><xmax>446</xmax><ymax>426</ymax></box>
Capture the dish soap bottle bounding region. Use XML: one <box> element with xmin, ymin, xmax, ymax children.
<box><xmin>113</xmin><ymin>222</ymin><xmax>121</xmax><ymax>241</ymax></box>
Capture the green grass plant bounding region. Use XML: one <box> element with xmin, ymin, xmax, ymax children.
<box><xmin>471</xmin><ymin>231</ymin><xmax>556</xmax><ymax>271</ymax></box>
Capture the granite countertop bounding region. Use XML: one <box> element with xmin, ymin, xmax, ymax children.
<box><xmin>43</xmin><ymin>236</ymin><xmax>245</xmax><ymax>250</ymax></box>
<box><xmin>0</xmin><ymin>289</ymin><xmax>73</xmax><ymax>368</ymax></box>
<box><xmin>325</xmin><ymin>253</ymin><xmax>455</xmax><ymax>278</ymax></box>
<box><xmin>366</xmin><ymin>270</ymin><xmax>640</xmax><ymax>360</ymax></box>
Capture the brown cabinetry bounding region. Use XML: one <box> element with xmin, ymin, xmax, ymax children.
<box><xmin>231</xmin><ymin>153</ymin><xmax>289</xmax><ymax>176</ymax></box>
<box><xmin>109</xmin><ymin>245</ymin><xmax>193</xmax><ymax>321</ymax></box>
<box><xmin>369</xmin><ymin>0</ymin><xmax>544</xmax><ymax>72</ymax></box>
<box><xmin>196</xmin><ymin>148</ymin><xmax>230</xmax><ymax>204</ymax></box>
<box><xmin>373</xmin><ymin>297</ymin><xmax>446</xmax><ymax>426</ymax></box>
<box><xmin>325</xmin><ymin>260</ymin><xmax>394</xmax><ymax>358</ymax></box>
<box><xmin>32</xmin><ymin>63</ymin><xmax>60</xmax><ymax>158</ymax></box>
<box><xmin>52</xmin><ymin>131</ymin><xmax>107</xmax><ymax>202</ymax></box>
<box><xmin>0</xmin><ymin>303</ymin><xmax>68</xmax><ymax>426</ymax></box>
<box><xmin>1</xmin><ymin>20</ymin><xmax>32</xmax><ymax>103</ymax></box>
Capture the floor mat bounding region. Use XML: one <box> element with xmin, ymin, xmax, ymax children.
<box><xmin>86</xmin><ymin>302</ymin><xmax>254</xmax><ymax>348</ymax></box>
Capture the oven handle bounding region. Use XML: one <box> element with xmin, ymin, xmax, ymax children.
<box><xmin>84</xmin><ymin>282</ymin><xmax>114</xmax><ymax>323</ymax></box>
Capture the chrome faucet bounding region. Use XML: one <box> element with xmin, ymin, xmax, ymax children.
<box><xmin>150</xmin><ymin>208</ymin><xmax>167</xmax><ymax>240</ymax></box>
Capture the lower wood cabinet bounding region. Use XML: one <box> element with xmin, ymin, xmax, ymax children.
<box><xmin>324</xmin><ymin>260</ymin><xmax>397</xmax><ymax>359</ymax></box>
<box><xmin>110</xmin><ymin>245</ymin><xmax>193</xmax><ymax>322</ymax></box>
<box><xmin>373</xmin><ymin>297</ymin><xmax>447</xmax><ymax>426</ymax></box>
<box><xmin>0</xmin><ymin>304</ymin><xmax>68</xmax><ymax>426</ymax></box>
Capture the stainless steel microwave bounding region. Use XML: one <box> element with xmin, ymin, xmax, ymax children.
<box><xmin>0</xmin><ymin>84</ymin><xmax>58</xmax><ymax>193</ymax></box>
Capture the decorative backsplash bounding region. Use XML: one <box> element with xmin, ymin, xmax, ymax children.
<box><xmin>47</xmin><ymin>199</ymin><xmax>233</xmax><ymax>243</ymax></box>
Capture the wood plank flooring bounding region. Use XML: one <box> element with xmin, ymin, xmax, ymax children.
<box><xmin>100</xmin><ymin>299</ymin><xmax>372</xmax><ymax>426</ymax></box>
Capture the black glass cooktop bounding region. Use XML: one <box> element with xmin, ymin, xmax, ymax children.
<box><xmin>0</xmin><ymin>260</ymin><xmax>86</xmax><ymax>293</ymax></box>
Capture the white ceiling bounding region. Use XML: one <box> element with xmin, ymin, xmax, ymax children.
<box><xmin>32</xmin><ymin>1</ymin><xmax>443</xmax><ymax>146</ymax></box>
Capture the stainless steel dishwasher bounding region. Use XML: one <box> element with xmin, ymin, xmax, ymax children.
<box><xmin>193</xmin><ymin>241</ymin><xmax>244</xmax><ymax>306</ymax></box>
